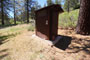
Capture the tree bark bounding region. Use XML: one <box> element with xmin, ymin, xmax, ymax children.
<box><xmin>67</xmin><ymin>0</ymin><xmax>70</xmax><ymax>13</ymax></box>
<box><xmin>14</xmin><ymin>0</ymin><xmax>16</xmax><ymax>25</ymax></box>
<box><xmin>1</xmin><ymin>0</ymin><xmax>4</xmax><ymax>25</ymax></box>
<box><xmin>76</xmin><ymin>0</ymin><xmax>90</xmax><ymax>35</ymax></box>
<box><xmin>27</xmin><ymin>0</ymin><xmax>29</xmax><ymax>23</ymax></box>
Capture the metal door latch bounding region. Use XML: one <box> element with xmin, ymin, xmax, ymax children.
<box><xmin>46</xmin><ymin>20</ymin><xmax>48</xmax><ymax>25</ymax></box>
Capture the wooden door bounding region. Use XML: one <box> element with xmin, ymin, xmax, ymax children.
<box><xmin>36</xmin><ymin>10</ymin><xmax>50</xmax><ymax>40</ymax></box>
<box><xmin>50</xmin><ymin>12</ymin><xmax>58</xmax><ymax>40</ymax></box>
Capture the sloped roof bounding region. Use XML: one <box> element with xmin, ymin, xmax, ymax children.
<box><xmin>35</xmin><ymin>4</ymin><xmax>64</xmax><ymax>13</ymax></box>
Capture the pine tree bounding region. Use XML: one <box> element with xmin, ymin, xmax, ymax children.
<box><xmin>55</xmin><ymin>0</ymin><xmax>61</xmax><ymax>5</ymax></box>
<box><xmin>0</xmin><ymin>0</ymin><xmax>13</xmax><ymax>25</ymax></box>
<box><xmin>30</xmin><ymin>1</ymin><xmax>41</xmax><ymax>19</ymax></box>
<box><xmin>14</xmin><ymin>0</ymin><xmax>16</xmax><ymax>24</ymax></box>
<box><xmin>64</xmin><ymin>0</ymin><xmax>80</xmax><ymax>12</ymax></box>
<box><xmin>26</xmin><ymin>0</ymin><xmax>29</xmax><ymax>23</ymax></box>
<box><xmin>25</xmin><ymin>0</ymin><xmax>35</xmax><ymax>23</ymax></box>
<box><xmin>47</xmin><ymin>0</ymin><xmax>53</xmax><ymax>6</ymax></box>
<box><xmin>76</xmin><ymin>0</ymin><xmax>90</xmax><ymax>35</ymax></box>
<box><xmin>1</xmin><ymin>0</ymin><xmax>4</xmax><ymax>25</ymax></box>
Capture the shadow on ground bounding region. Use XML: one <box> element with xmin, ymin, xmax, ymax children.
<box><xmin>53</xmin><ymin>35</ymin><xmax>90</xmax><ymax>55</ymax></box>
<box><xmin>0</xmin><ymin>33</ymin><xmax>17</xmax><ymax>45</ymax></box>
<box><xmin>0</xmin><ymin>24</ymin><xmax>17</xmax><ymax>29</ymax></box>
<box><xmin>0</xmin><ymin>35</ymin><xmax>9</xmax><ymax>45</ymax></box>
<box><xmin>0</xmin><ymin>49</ymin><xmax>9</xmax><ymax>60</ymax></box>
<box><xmin>54</xmin><ymin>35</ymin><xmax>72</xmax><ymax>50</ymax></box>
<box><xmin>67</xmin><ymin>37</ymin><xmax>90</xmax><ymax>54</ymax></box>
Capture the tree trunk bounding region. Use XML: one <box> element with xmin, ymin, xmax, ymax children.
<box><xmin>1</xmin><ymin>0</ymin><xmax>4</xmax><ymax>25</ymax></box>
<box><xmin>76</xmin><ymin>0</ymin><xmax>90</xmax><ymax>35</ymax></box>
<box><xmin>67</xmin><ymin>0</ymin><xmax>70</xmax><ymax>13</ymax></box>
<box><xmin>27</xmin><ymin>0</ymin><xmax>29</xmax><ymax>23</ymax></box>
<box><xmin>14</xmin><ymin>0</ymin><xmax>16</xmax><ymax>25</ymax></box>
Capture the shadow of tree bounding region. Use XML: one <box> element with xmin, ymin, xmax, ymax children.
<box><xmin>0</xmin><ymin>34</ymin><xmax>17</xmax><ymax>45</ymax></box>
<box><xmin>67</xmin><ymin>37</ymin><xmax>90</xmax><ymax>54</ymax></box>
<box><xmin>0</xmin><ymin>49</ymin><xmax>9</xmax><ymax>60</ymax></box>
<box><xmin>68</xmin><ymin>45</ymin><xmax>90</xmax><ymax>54</ymax></box>
<box><xmin>0</xmin><ymin>24</ymin><xmax>17</xmax><ymax>29</ymax></box>
<box><xmin>54</xmin><ymin>35</ymin><xmax>72</xmax><ymax>50</ymax></box>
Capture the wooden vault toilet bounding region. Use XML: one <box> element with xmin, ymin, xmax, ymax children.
<box><xmin>35</xmin><ymin>4</ymin><xmax>63</xmax><ymax>40</ymax></box>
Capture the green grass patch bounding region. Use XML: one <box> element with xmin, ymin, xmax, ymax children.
<box><xmin>0</xmin><ymin>24</ymin><xmax>28</xmax><ymax>33</ymax></box>
<box><xmin>0</xmin><ymin>32</ymin><xmax>20</xmax><ymax>41</ymax></box>
<box><xmin>8</xmin><ymin>27</ymin><xmax>23</xmax><ymax>32</ymax></box>
<box><xmin>0</xmin><ymin>24</ymin><xmax>29</xmax><ymax>42</ymax></box>
<box><xmin>28</xmin><ymin>25</ymin><xmax>35</xmax><ymax>31</ymax></box>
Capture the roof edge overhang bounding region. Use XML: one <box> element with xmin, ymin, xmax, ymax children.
<box><xmin>35</xmin><ymin>4</ymin><xmax>64</xmax><ymax>13</ymax></box>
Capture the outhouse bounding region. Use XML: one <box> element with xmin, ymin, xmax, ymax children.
<box><xmin>35</xmin><ymin>4</ymin><xmax>63</xmax><ymax>40</ymax></box>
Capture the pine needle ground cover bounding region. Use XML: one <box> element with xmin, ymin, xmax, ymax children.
<box><xmin>0</xmin><ymin>24</ymin><xmax>90</xmax><ymax>60</ymax></box>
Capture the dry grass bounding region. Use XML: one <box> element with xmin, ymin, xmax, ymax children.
<box><xmin>0</xmin><ymin>24</ymin><xmax>90</xmax><ymax>60</ymax></box>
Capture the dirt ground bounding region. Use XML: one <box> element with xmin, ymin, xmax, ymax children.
<box><xmin>0</xmin><ymin>24</ymin><xmax>90</xmax><ymax>60</ymax></box>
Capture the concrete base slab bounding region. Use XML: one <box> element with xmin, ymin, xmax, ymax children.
<box><xmin>32</xmin><ymin>34</ymin><xmax>62</xmax><ymax>47</ymax></box>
